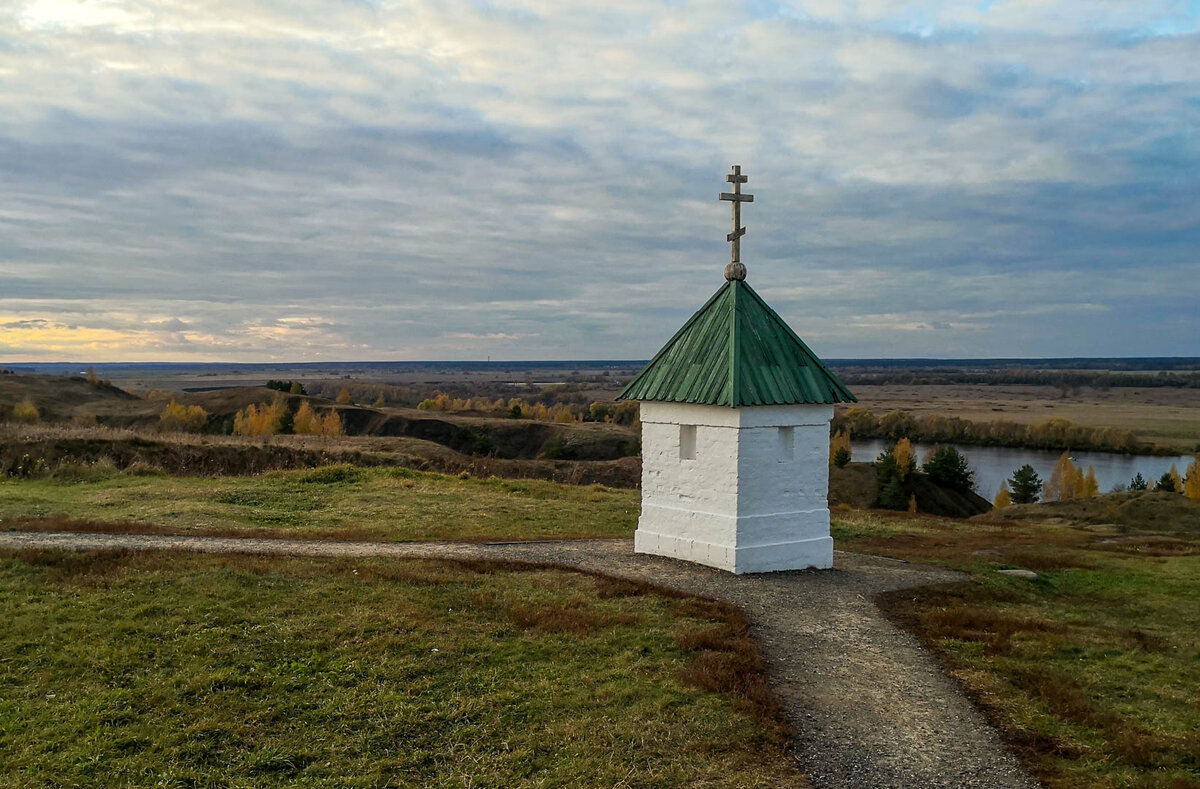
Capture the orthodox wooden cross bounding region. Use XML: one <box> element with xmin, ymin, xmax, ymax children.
<box><xmin>719</xmin><ymin>165</ymin><xmax>754</xmax><ymax>279</ymax></box>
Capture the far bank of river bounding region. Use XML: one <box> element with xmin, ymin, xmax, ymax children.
<box><xmin>851</xmin><ymin>439</ymin><xmax>1197</xmax><ymax>500</ymax></box>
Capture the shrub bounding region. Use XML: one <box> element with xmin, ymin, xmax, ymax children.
<box><xmin>71</xmin><ymin>412</ymin><xmax>99</xmax><ymax>427</ymax></box>
<box><xmin>878</xmin><ymin>477</ymin><xmax>907</xmax><ymax>510</ymax></box>
<box><xmin>829</xmin><ymin>430</ymin><xmax>851</xmax><ymax>467</ymax></box>
<box><xmin>832</xmin><ymin>446</ymin><xmax>851</xmax><ymax>469</ymax></box>
<box><xmin>12</xmin><ymin>399</ymin><xmax>39</xmax><ymax>423</ymax></box>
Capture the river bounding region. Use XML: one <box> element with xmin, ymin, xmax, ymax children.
<box><xmin>851</xmin><ymin>439</ymin><xmax>1196</xmax><ymax>500</ymax></box>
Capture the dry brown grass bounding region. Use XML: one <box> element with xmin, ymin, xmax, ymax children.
<box><xmin>508</xmin><ymin>603</ymin><xmax>641</xmax><ymax>633</ymax></box>
<box><xmin>0</xmin><ymin>422</ymin><xmax>642</xmax><ymax>487</ymax></box>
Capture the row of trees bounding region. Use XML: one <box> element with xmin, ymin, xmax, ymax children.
<box><xmin>837</xmin><ymin>369</ymin><xmax>1200</xmax><ymax>389</ymax></box>
<box><xmin>232</xmin><ymin>398</ymin><xmax>343</xmax><ymax>437</ymax></box>
<box><xmin>416</xmin><ymin>394</ymin><xmax>639</xmax><ymax>426</ymax></box>
<box><xmin>832</xmin><ymin>407</ymin><xmax>1153</xmax><ymax>454</ymax></box>
<box><xmin>158</xmin><ymin>400</ymin><xmax>208</xmax><ymax>432</ymax></box>
<box><xmin>872</xmin><ymin>439</ymin><xmax>976</xmax><ymax>510</ymax></box>
<box><xmin>993</xmin><ymin>454</ymin><xmax>1200</xmax><ymax>508</ymax></box>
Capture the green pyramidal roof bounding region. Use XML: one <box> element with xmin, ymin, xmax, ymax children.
<box><xmin>617</xmin><ymin>279</ymin><xmax>856</xmax><ymax>407</ymax></box>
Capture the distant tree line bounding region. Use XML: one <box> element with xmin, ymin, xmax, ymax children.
<box><xmin>831</xmin><ymin>406</ymin><xmax>1165</xmax><ymax>455</ymax></box>
<box><xmin>415</xmin><ymin>394</ymin><xmax>639</xmax><ymax>426</ymax></box>
<box><xmin>266</xmin><ymin>380</ymin><xmax>306</xmax><ymax>395</ymax></box>
<box><xmin>301</xmin><ymin>380</ymin><xmax>605</xmax><ymax>411</ymax></box>
<box><xmin>835</xmin><ymin>369</ymin><xmax>1200</xmax><ymax>389</ymax></box>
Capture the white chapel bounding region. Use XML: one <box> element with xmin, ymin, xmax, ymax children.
<box><xmin>616</xmin><ymin>166</ymin><xmax>857</xmax><ymax>574</ymax></box>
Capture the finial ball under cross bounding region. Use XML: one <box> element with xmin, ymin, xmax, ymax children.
<box><xmin>719</xmin><ymin>165</ymin><xmax>754</xmax><ymax>281</ymax></box>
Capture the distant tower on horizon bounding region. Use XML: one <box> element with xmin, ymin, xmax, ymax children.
<box><xmin>616</xmin><ymin>166</ymin><xmax>856</xmax><ymax>574</ymax></box>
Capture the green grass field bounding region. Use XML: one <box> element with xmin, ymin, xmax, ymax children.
<box><xmin>0</xmin><ymin>465</ymin><xmax>639</xmax><ymax>541</ymax></box>
<box><xmin>0</xmin><ymin>550</ymin><xmax>802</xmax><ymax>788</ymax></box>
<box><xmin>7</xmin><ymin>467</ymin><xmax>1200</xmax><ymax>786</ymax></box>
<box><xmin>832</xmin><ymin>509</ymin><xmax>1200</xmax><ymax>788</ymax></box>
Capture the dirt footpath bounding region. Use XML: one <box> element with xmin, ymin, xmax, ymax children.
<box><xmin>0</xmin><ymin>532</ymin><xmax>1038</xmax><ymax>789</ymax></box>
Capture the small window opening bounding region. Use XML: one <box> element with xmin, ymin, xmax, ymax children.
<box><xmin>778</xmin><ymin>426</ymin><xmax>795</xmax><ymax>460</ymax></box>
<box><xmin>679</xmin><ymin>424</ymin><xmax>697</xmax><ymax>460</ymax></box>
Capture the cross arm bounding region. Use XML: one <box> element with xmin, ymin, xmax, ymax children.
<box><xmin>719</xmin><ymin>192</ymin><xmax>755</xmax><ymax>202</ymax></box>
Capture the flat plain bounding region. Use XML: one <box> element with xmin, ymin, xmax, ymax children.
<box><xmin>849</xmin><ymin>383</ymin><xmax>1200</xmax><ymax>452</ymax></box>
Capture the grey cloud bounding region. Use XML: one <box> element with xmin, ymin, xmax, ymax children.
<box><xmin>0</xmin><ymin>0</ymin><xmax>1197</xmax><ymax>361</ymax></box>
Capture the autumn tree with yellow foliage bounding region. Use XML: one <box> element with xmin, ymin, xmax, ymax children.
<box><xmin>1080</xmin><ymin>465</ymin><xmax>1100</xmax><ymax>498</ymax></box>
<box><xmin>293</xmin><ymin>401</ymin><xmax>322</xmax><ymax>435</ymax></box>
<box><xmin>291</xmin><ymin>401</ymin><xmax>343</xmax><ymax>436</ymax></box>
<box><xmin>1044</xmin><ymin>452</ymin><xmax>1081</xmax><ymax>502</ymax></box>
<box><xmin>993</xmin><ymin>482</ymin><xmax>1011</xmax><ymax>509</ymax></box>
<box><xmin>336</xmin><ymin>389</ymin><xmax>353</xmax><ymax>405</ymax></box>
<box><xmin>893</xmin><ymin>438</ymin><xmax>916</xmax><ymax>479</ymax></box>
<box><xmin>322</xmin><ymin>410</ymin><xmax>343</xmax><ymax>436</ymax></box>
<box><xmin>159</xmin><ymin>400</ymin><xmax>208</xmax><ymax>432</ymax></box>
<box><xmin>233</xmin><ymin>398</ymin><xmax>290</xmax><ymax>436</ymax></box>
<box><xmin>1184</xmin><ymin>458</ymin><xmax>1200</xmax><ymax>502</ymax></box>
<box><xmin>829</xmin><ymin>430</ymin><xmax>851</xmax><ymax>467</ymax></box>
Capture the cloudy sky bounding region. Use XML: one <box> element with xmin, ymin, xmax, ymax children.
<box><xmin>1</xmin><ymin>0</ymin><xmax>1198</xmax><ymax>362</ymax></box>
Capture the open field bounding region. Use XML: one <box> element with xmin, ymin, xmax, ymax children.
<box><xmin>830</xmin><ymin>500</ymin><xmax>1200</xmax><ymax>788</ymax></box>
<box><xmin>848</xmin><ymin>383</ymin><xmax>1200</xmax><ymax>453</ymax></box>
<box><xmin>0</xmin><ymin>466</ymin><xmax>639</xmax><ymax>542</ymax></box>
<box><xmin>0</xmin><ymin>550</ymin><xmax>801</xmax><ymax>788</ymax></box>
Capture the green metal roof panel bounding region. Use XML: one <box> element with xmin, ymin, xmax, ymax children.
<box><xmin>617</xmin><ymin>280</ymin><xmax>856</xmax><ymax>407</ymax></box>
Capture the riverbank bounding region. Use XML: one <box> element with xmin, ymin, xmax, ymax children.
<box><xmin>850</xmin><ymin>439</ymin><xmax>1196</xmax><ymax>500</ymax></box>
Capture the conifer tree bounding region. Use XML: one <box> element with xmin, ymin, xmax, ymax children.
<box><xmin>1154</xmin><ymin>471</ymin><xmax>1178</xmax><ymax>493</ymax></box>
<box><xmin>993</xmin><ymin>482</ymin><xmax>1011</xmax><ymax>509</ymax></box>
<box><xmin>1129</xmin><ymin>472</ymin><xmax>1148</xmax><ymax>491</ymax></box>
<box><xmin>1082</xmin><ymin>466</ymin><xmax>1100</xmax><ymax>497</ymax></box>
<box><xmin>1008</xmin><ymin>464</ymin><xmax>1042</xmax><ymax>504</ymax></box>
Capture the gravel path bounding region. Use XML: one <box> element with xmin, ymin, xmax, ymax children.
<box><xmin>0</xmin><ymin>531</ymin><xmax>1038</xmax><ymax>789</ymax></box>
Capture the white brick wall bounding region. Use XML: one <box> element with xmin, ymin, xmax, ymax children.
<box><xmin>635</xmin><ymin>401</ymin><xmax>833</xmax><ymax>573</ymax></box>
